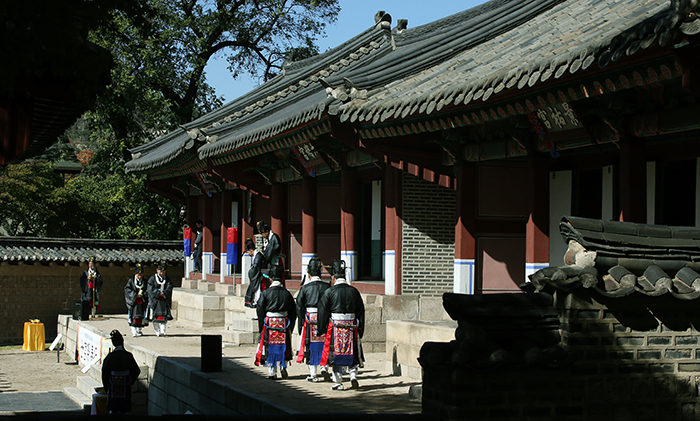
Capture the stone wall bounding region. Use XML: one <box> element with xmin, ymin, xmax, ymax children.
<box><xmin>421</xmin><ymin>290</ymin><xmax>700</xmax><ymax>420</ymax></box>
<box><xmin>1</xmin><ymin>263</ymin><xmax>183</xmax><ymax>345</ymax></box>
<box><xmin>401</xmin><ymin>173</ymin><xmax>455</xmax><ymax>297</ymax></box>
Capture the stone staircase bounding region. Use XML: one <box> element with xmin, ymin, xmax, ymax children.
<box><xmin>62</xmin><ymin>357</ymin><xmax>149</xmax><ymax>414</ymax></box>
<box><xmin>173</xmin><ymin>278</ymin><xmax>387</xmax><ymax>352</ymax></box>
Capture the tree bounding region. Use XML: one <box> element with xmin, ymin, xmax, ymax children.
<box><xmin>89</xmin><ymin>0</ymin><xmax>340</xmax><ymax>151</ymax></box>
<box><xmin>0</xmin><ymin>162</ymin><xmax>67</xmax><ymax>236</ymax></box>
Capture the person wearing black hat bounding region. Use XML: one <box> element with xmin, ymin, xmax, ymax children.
<box><xmin>80</xmin><ymin>256</ymin><xmax>103</xmax><ymax>318</ymax></box>
<box><xmin>193</xmin><ymin>220</ymin><xmax>203</xmax><ymax>273</ymax></box>
<box><xmin>124</xmin><ymin>263</ymin><xmax>149</xmax><ymax>337</ymax></box>
<box><xmin>243</xmin><ymin>238</ymin><xmax>267</xmax><ymax>308</ymax></box>
<box><xmin>256</xmin><ymin>220</ymin><xmax>281</xmax><ymax>268</ymax></box>
<box><xmin>295</xmin><ymin>257</ymin><xmax>332</xmax><ymax>382</ymax></box>
<box><xmin>317</xmin><ymin>260</ymin><xmax>365</xmax><ymax>391</ymax></box>
<box><xmin>254</xmin><ymin>262</ymin><xmax>297</xmax><ymax>379</ymax></box>
<box><xmin>101</xmin><ymin>330</ymin><xmax>141</xmax><ymax>414</ymax></box>
<box><xmin>147</xmin><ymin>261</ymin><xmax>173</xmax><ymax>337</ymax></box>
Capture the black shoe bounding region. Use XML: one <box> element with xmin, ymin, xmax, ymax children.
<box><xmin>351</xmin><ymin>378</ymin><xmax>359</xmax><ymax>389</ymax></box>
<box><xmin>280</xmin><ymin>368</ymin><xmax>288</xmax><ymax>379</ymax></box>
<box><xmin>268</xmin><ymin>375</ymin><xmax>276</xmax><ymax>380</ymax></box>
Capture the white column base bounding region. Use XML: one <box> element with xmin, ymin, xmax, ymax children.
<box><xmin>454</xmin><ymin>259</ymin><xmax>475</xmax><ymax>294</ymax></box>
<box><xmin>341</xmin><ymin>250</ymin><xmax>358</xmax><ymax>282</ymax></box>
<box><xmin>241</xmin><ymin>253</ymin><xmax>252</xmax><ymax>285</ymax></box>
<box><xmin>185</xmin><ymin>256</ymin><xmax>194</xmax><ymax>278</ymax></box>
<box><xmin>220</xmin><ymin>253</ymin><xmax>232</xmax><ymax>283</ymax></box>
<box><xmin>384</xmin><ymin>250</ymin><xmax>396</xmax><ymax>295</ymax></box>
<box><xmin>203</xmin><ymin>252</ymin><xmax>213</xmax><ymax>280</ymax></box>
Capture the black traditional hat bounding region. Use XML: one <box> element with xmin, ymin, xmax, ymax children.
<box><xmin>269</xmin><ymin>263</ymin><xmax>284</xmax><ymax>281</ymax></box>
<box><xmin>110</xmin><ymin>329</ymin><xmax>124</xmax><ymax>346</ymax></box>
<box><xmin>88</xmin><ymin>256</ymin><xmax>96</xmax><ymax>263</ymax></box>
<box><xmin>256</xmin><ymin>221</ymin><xmax>269</xmax><ymax>234</ymax></box>
<box><xmin>245</xmin><ymin>238</ymin><xmax>255</xmax><ymax>251</ymax></box>
<box><xmin>157</xmin><ymin>261</ymin><xmax>167</xmax><ymax>271</ymax></box>
<box><xmin>307</xmin><ymin>258</ymin><xmax>322</xmax><ymax>276</ymax></box>
<box><xmin>330</xmin><ymin>260</ymin><xmax>346</xmax><ymax>278</ymax></box>
<box><xmin>134</xmin><ymin>263</ymin><xmax>144</xmax><ymax>274</ymax></box>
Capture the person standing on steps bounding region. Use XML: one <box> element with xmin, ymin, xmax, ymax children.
<box><xmin>257</xmin><ymin>221</ymin><xmax>281</xmax><ymax>269</ymax></box>
<box><xmin>255</xmin><ymin>263</ymin><xmax>296</xmax><ymax>379</ymax></box>
<box><xmin>80</xmin><ymin>256</ymin><xmax>103</xmax><ymax>318</ymax></box>
<box><xmin>193</xmin><ymin>220</ymin><xmax>203</xmax><ymax>273</ymax></box>
<box><xmin>295</xmin><ymin>257</ymin><xmax>331</xmax><ymax>382</ymax></box>
<box><xmin>243</xmin><ymin>238</ymin><xmax>267</xmax><ymax>308</ymax></box>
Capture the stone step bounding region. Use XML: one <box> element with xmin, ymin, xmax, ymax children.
<box><xmin>224</xmin><ymin>316</ymin><xmax>257</xmax><ymax>332</ymax></box>
<box><xmin>63</xmin><ymin>386</ymin><xmax>92</xmax><ymax>412</ymax></box>
<box><xmin>221</xmin><ymin>330</ymin><xmax>256</xmax><ymax>346</ymax></box>
<box><xmin>77</xmin><ymin>376</ymin><xmax>103</xmax><ymax>398</ymax></box>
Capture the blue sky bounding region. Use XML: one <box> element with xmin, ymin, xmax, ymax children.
<box><xmin>205</xmin><ymin>0</ymin><xmax>486</xmax><ymax>102</ymax></box>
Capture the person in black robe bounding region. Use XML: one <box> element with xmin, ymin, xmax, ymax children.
<box><xmin>243</xmin><ymin>238</ymin><xmax>267</xmax><ymax>308</ymax></box>
<box><xmin>124</xmin><ymin>263</ymin><xmax>149</xmax><ymax>337</ymax></box>
<box><xmin>147</xmin><ymin>261</ymin><xmax>173</xmax><ymax>337</ymax></box>
<box><xmin>257</xmin><ymin>220</ymin><xmax>281</xmax><ymax>268</ymax></box>
<box><xmin>193</xmin><ymin>220</ymin><xmax>203</xmax><ymax>273</ymax></box>
<box><xmin>80</xmin><ymin>256</ymin><xmax>103</xmax><ymax>317</ymax></box>
<box><xmin>101</xmin><ymin>330</ymin><xmax>141</xmax><ymax>414</ymax></box>
<box><xmin>317</xmin><ymin>260</ymin><xmax>365</xmax><ymax>391</ymax></box>
<box><xmin>295</xmin><ymin>257</ymin><xmax>331</xmax><ymax>382</ymax></box>
<box><xmin>254</xmin><ymin>263</ymin><xmax>296</xmax><ymax>379</ymax></box>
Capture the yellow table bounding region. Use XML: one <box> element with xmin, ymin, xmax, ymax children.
<box><xmin>22</xmin><ymin>321</ymin><xmax>45</xmax><ymax>351</ymax></box>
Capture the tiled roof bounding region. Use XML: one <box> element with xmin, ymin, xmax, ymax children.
<box><xmin>530</xmin><ymin>216</ymin><xmax>700</xmax><ymax>300</ymax></box>
<box><xmin>0</xmin><ymin>237</ymin><xmax>184</xmax><ymax>265</ymax></box>
<box><xmin>126</xmin><ymin>0</ymin><xmax>691</xmax><ymax>176</ymax></box>
<box><xmin>126</xmin><ymin>23</ymin><xmax>392</xmax><ymax>174</ymax></box>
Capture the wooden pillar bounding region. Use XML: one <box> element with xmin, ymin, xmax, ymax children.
<box><xmin>302</xmin><ymin>176</ymin><xmax>317</xmax><ymax>278</ymax></box>
<box><xmin>270</xmin><ymin>183</ymin><xmax>287</xmax><ymax>265</ymax></box>
<box><xmin>526</xmin><ymin>152</ymin><xmax>550</xmax><ymax>281</ymax></box>
<box><xmin>341</xmin><ymin>167</ymin><xmax>358</xmax><ymax>281</ymax></box>
<box><xmin>454</xmin><ymin>164</ymin><xmax>477</xmax><ymax>294</ymax></box>
<box><xmin>618</xmin><ymin>138</ymin><xmax>647</xmax><ymax>223</ymax></box>
<box><xmin>240</xmin><ymin>191</ymin><xmax>255</xmax><ymax>286</ymax></box>
<box><xmin>201</xmin><ymin>195</ymin><xmax>214</xmax><ymax>279</ymax></box>
<box><xmin>384</xmin><ymin>163</ymin><xmax>402</xmax><ymax>295</ymax></box>
<box><xmin>184</xmin><ymin>195</ymin><xmax>198</xmax><ymax>275</ymax></box>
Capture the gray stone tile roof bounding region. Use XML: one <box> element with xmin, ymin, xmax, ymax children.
<box><xmin>126</xmin><ymin>0</ymin><xmax>685</xmax><ymax>175</ymax></box>
<box><xmin>530</xmin><ymin>216</ymin><xmax>700</xmax><ymax>300</ymax></box>
<box><xmin>0</xmin><ymin>237</ymin><xmax>184</xmax><ymax>265</ymax></box>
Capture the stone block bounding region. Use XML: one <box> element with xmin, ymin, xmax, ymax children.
<box><xmin>198</xmin><ymin>281</ymin><xmax>216</xmax><ymax>292</ymax></box>
<box><xmin>419</xmin><ymin>297</ymin><xmax>451</xmax><ymax>321</ymax></box>
<box><xmin>365</xmin><ymin>305</ymin><xmax>382</xmax><ymax>325</ymax></box>
<box><xmin>226</xmin><ymin>318</ymin><xmax>256</xmax><ymax>332</ymax></box>
<box><xmin>196</xmin><ymin>294</ymin><xmax>224</xmax><ymax>311</ymax></box>
<box><xmin>215</xmin><ymin>283</ymin><xmax>235</xmax><ymax>295</ymax></box>
<box><xmin>377</xmin><ymin>295</ymin><xmax>419</xmax><ymax>322</ymax></box>
<box><xmin>181</xmin><ymin>280</ymin><xmax>198</xmax><ymax>289</ymax></box>
<box><xmin>363</xmin><ymin>324</ymin><xmax>386</xmax><ymax>342</ymax></box>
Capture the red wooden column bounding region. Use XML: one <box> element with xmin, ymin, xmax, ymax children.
<box><xmin>384</xmin><ymin>163</ymin><xmax>402</xmax><ymax>295</ymax></box>
<box><xmin>619</xmin><ymin>138</ymin><xmax>647</xmax><ymax>223</ymax></box>
<box><xmin>270</xmin><ymin>183</ymin><xmax>288</xmax><ymax>265</ymax></box>
<box><xmin>341</xmin><ymin>166</ymin><xmax>358</xmax><ymax>281</ymax></box>
<box><xmin>526</xmin><ymin>152</ymin><xmax>550</xmax><ymax>281</ymax></box>
<box><xmin>200</xmin><ymin>195</ymin><xmax>214</xmax><ymax>279</ymax></box>
<box><xmin>302</xmin><ymin>176</ymin><xmax>317</xmax><ymax>279</ymax></box>
<box><xmin>454</xmin><ymin>164</ymin><xmax>477</xmax><ymax>294</ymax></box>
<box><xmin>219</xmin><ymin>190</ymin><xmax>233</xmax><ymax>281</ymax></box>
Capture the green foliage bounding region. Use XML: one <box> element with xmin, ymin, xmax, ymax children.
<box><xmin>87</xmin><ymin>0</ymin><xmax>340</xmax><ymax>146</ymax></box>
<box><xmin>0</xmin><ymin>162</ymin><xmax>66</xmax><ymax>236</ymax></box>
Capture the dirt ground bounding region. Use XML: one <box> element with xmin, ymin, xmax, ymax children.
<box><xmin>0</xmin><ymin>346</ymin><xmax>83</xmax><ymax>393</ymax></box>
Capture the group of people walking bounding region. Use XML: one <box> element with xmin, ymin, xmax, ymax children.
<box><xmin>254</xmin><ymin>257</ymin><xmax>365</xmax><ymax>391</ymax></box>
